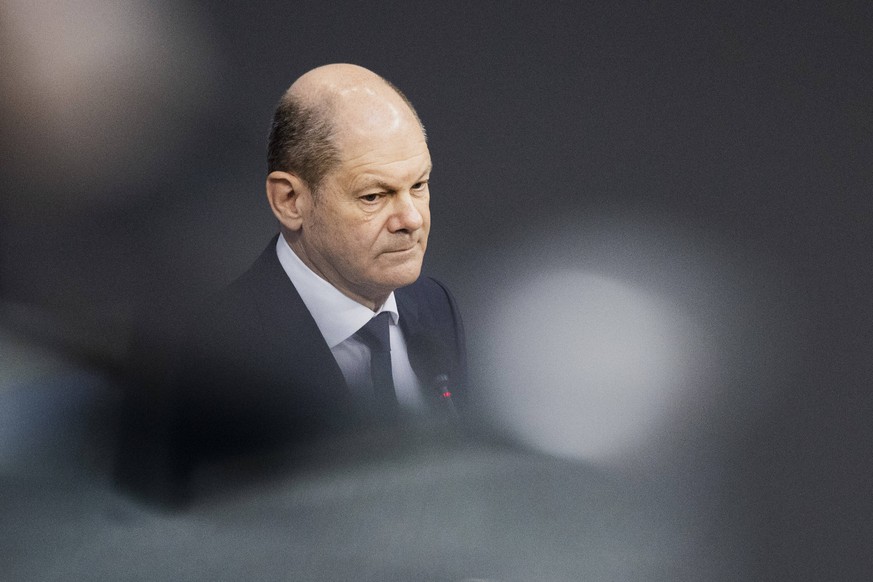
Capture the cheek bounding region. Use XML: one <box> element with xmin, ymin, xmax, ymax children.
<box><xmin>316</xmin><ymin>207</ymin><xmax>367</xmax><ymax>247</ymax></box>
<box><xmin>341</xmin><ymin>221</ymin><xmax>383</xmax><ymax>261</ymax></box>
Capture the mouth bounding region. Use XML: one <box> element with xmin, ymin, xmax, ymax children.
<box><xmin>384</xmin><ymin>248</ymin><xmax>416</xmax><ymax>256</ymax></box>
<box><xmin>384</xmin><ymin>243</ymin><xmax>419</xmax><ymax>254</ymax></box>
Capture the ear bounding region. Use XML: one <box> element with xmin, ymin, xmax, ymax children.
<box><xmin>266</xmin><ymin>171</ymin><xmax>312</xmax><ymax>231</ymax></box>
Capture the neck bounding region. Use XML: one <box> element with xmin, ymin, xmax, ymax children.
<box><xmin>283</xmin><ymin>231</ymin><xmax>388</xmax><ymax>311</ymax></box>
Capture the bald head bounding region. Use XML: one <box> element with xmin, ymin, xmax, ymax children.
<box><xmin>267</xmin><ymin>64</ymin><xmax>425</xmax><ymax>190</ymax></box>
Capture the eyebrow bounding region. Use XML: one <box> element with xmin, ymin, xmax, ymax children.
<box><xmin>357</xmin><ymin>164</ymin><xmax>432</xmax><ymax>192</ymax></box>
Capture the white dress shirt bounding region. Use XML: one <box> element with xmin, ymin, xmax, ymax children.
<box><xmin>275</xmin><ymin>235</ymin><xmax>427</xmax><ymax>413</ymax></box>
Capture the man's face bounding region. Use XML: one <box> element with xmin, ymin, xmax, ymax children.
<box><xmin>296</xmin><ymin>117</ymin><xmax>431</xmax><ymax>308</ymax></box>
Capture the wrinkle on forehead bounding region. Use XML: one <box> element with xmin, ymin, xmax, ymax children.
<box><xmin>342</xmin><ymin>143</ymin><xmax>430</xmax><ymax>171</ymax></box>
<box><xmin>330</xmin><ymin>89</ymin><xmax>425</xmax><ymax>165</ymax></box>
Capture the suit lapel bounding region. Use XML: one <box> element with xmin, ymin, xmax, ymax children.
<box><xmin>397</xmin><ymin>284</ymin><xmax>449</xmax><ymax>386</ymax></box>
<box><xmin>246</xmin><ymin>237</ymin><xmax>349</xmax><ymax>402</ymax></box>
<box><xmin>396</xmin><ymin>286</ymin><xmax>422</xmax><ymax>339</ymax></box>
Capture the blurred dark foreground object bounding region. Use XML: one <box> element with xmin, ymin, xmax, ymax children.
<box><xmin>4</xmin><ymin>410</ymin><xmax>706</xmax><ymax>582</ymax></box>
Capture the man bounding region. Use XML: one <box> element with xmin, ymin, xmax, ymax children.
<box><xmin>117</xmin><ymin>64</ymin><xmax>467</xmax><ymax>501</ymax></box>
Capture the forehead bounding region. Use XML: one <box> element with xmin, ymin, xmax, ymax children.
<box><xmin>331</xmin><ymin>119</ymin><xmax>431</xmax><ymax>186</ymax></box>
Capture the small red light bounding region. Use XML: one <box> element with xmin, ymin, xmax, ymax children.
<box><xmin>442</xmin><ymin>391</ymin><xmax>452</xmax><ymax>399</ymax></box>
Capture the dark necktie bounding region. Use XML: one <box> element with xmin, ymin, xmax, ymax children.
<box><xmin>354</xmin><ymin>312</ymin><xmax>399</xmax><ymax>418</ymax></box>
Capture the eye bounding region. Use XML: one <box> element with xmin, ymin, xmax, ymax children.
<box><xmin>411</xmin><ymin>180</ymin><xmax>428</xmax><ymax>192</ymax></box>
<box><xmin>360</xmin><ymin>193</ymin><xmax>382</xmax><ymax>203</ymax></box>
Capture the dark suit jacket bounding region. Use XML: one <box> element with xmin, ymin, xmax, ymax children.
<box><xmin>117</xmin><ymin>236</ymin><xmax>467</xmax><ymax>503</ymax></box>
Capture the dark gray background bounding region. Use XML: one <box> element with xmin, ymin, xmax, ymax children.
<box><xmin>1</xmin><ymin>1</ymin><xmax>871</xmax><ymax>580</ymax></box>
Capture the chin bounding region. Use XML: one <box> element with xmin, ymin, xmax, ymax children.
<box><xmin>380</xmin><ymin>263</ymin><xmax>423</xmax><ymax>290</ymax></box>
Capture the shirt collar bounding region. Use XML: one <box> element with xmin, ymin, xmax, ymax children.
<box><xmin>275</xmin><ymin>235</ymin><xmax>399</xmax><ymax>348</ymax></box>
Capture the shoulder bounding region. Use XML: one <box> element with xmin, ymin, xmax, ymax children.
<box><xmin>397</xmin><ymin>275</ymin><xmax>468</xmax><ymax>395</ymax></box>
<box><xmin>192</xmin><ymin>237</ymin><xmax>297</xmax><ymax>330</ymax></box>
<box><xmin>397</xmin><ymin>276</ymin><xmax>464</xmax><ymax>333</ymax></box>
<box><xmin>397</xmin><ymin>276</ymin><xmax>459</xmax><ymax>311</ymax></box>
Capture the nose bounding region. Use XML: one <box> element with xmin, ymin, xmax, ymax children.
<box><xmin>387</xmin><ymin>192</ymin><xmax>425</xmax><ymax>233</ymax></box>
